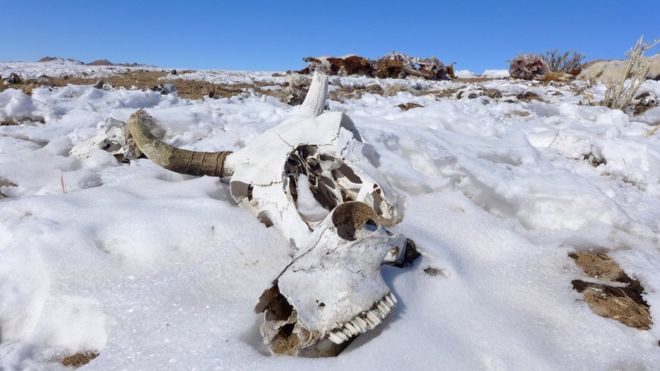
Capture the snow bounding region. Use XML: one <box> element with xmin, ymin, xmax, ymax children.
<box><xmin>0</xmin><ymin>60</ymin><xmax>163</xmax><ymax>80</ymax></box>
<box><xmin>482</xmin><ymin>69</ymin><xmax>510</xmax><ymax>78</ymax></box>
<box><xmin>1</xmin><ymin>61</ymin><xmax>660</xmax><ymax>370</ymax></box>
<box><xmin>455</xmin><ymin>69</ymin><xmax>477</xmax><ymax>78</ymax></box>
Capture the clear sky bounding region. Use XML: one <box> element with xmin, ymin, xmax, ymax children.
<box><xmin>1</xmin><ymin>0</ymin><xmax>658</xmax><ymax>73</ymax></box>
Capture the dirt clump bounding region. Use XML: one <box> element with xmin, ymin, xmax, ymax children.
<box><xmin>59</xmin><ymin>351</ymin><xmax>99</xmax><ymax>368</ymax></box>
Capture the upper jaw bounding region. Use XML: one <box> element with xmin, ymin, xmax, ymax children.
<box><xmin>255</xmin><ymin>202</ymin><xmax>415</xmax><ymax>357</ymax></box>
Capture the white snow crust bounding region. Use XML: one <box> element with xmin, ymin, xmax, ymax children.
<box><xmin>1</xmin><ymin>61</ymin><xmax>660</xmax><ymax>370</ymax></box>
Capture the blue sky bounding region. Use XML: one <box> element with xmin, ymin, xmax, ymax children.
<box><xmin>1</xmin><ymin>0</ymin><xmax>658</xmax><ymax>72</ymax></box>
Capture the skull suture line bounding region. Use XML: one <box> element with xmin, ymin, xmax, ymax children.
<box><xmin>126</xmin><ymin>72</ymin><xmax>419</xmax><ymax>356</ymax></box>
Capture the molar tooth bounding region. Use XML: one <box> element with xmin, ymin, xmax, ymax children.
<box><xmin>388</xmin><ymin>293</ymin><xmax>398</xmax><ymax>304</ymax></box>
<box><xmin>384</xmin><ymin>294</ymin><xmax>396</xmax><ymax>307</ymax></box>
<box><xmin>366</xmin><ymin>310</ymin><xmax>381</xmax><ymax>324</ymax></box>
<box><xmin>334</xmin><ymin>330</ymin><xmax>349</xmax><ymax>342</ymax></box>
<box><xmin>373</xmin><ymin>308</ymin><xmax>386</xmax><ymax>320</ymax></box>
<box><xmin>345</xmin><ymin>322</ymin><xmax>359</xmax><ymax>335</ymax></box>
<box><xmin>378</xmin><ymin>302</ymin><xmax>390</xmax><ymax>314</ymax></box>
<box><xmin>328</xmin><ymin>332</ymin><xmax>344</xmax><ymax>344</ymax></box>
<box><xmin>354</xmin><ymin>317</ymin><xmax>368</xmax><ymax>331</ymax></box>
<box><xmin>342</xmin><ymin>327</ymin><xmax>353</xmax><ymax>338</ymax></box>
<box><xmin>361</xmin><ymin>314</ymin><xmax>376</xmax><ymax>329</ymax></box>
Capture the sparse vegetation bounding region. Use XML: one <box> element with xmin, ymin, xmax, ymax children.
<box><xmin>601</xmin><ymin>36</ymin><xmax>659</xmax><ymax>111</ymax></box>
<box><xmin>542</xmin><ymin>49</ymin><xmax>584</xmax><ymax>74</ymax></box>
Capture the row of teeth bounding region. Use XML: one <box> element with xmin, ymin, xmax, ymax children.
<box><xmin>327</xmin><ymin>293</ymin><xmax>397</xmax><ymax>344</ymax></box>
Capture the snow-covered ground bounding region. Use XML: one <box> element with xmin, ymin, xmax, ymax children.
<box><xmin>1</xmin><ymin>61</ymin><xmax>660</xmax><ymax>370</ymax></box>
<box><xmin>0</xmin><ymin>60</ymin><xmax>164</xmax><ymax>80</ymax></box>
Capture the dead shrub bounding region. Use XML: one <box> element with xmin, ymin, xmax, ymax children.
<box><xmin>542</xmin><ymin>49</ymin><xmax>585</xmax><ymax>75</ymax></box>
<box><xmin>509</xmin><ymin>54</ymin><xmax>549</xmax><ymax>80</ymax></box>
<box><xmin>602</xmin><ymin>36</ymin><xmax>659</xmax><ymax>111</ymax></box>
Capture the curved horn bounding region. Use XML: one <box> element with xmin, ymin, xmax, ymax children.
<box><xmin>299</xmin><ymin>71</ymin><xmax>329</xmax><ymax>117</ymax></box>
<box><xmin>128</xmin><ymin>109</ymin><xmax>233</xmax><ymax>177</ymax></box>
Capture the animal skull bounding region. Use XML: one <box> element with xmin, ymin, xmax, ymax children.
<box><xmin>126</xmin><ymin>72</ymin><xmax>419</xmax><ymax>357</ymax></box>
<box><xmin>255</xmin><ymin>201</ymin><xmax>409</xmax><ymax>357</ymax></box>
<box><xmin>127</xmin><ymin>72</ymin><xmax>402</xmax><ymax>247</ymax></box>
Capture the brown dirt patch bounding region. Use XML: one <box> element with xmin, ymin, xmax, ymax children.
<box><xmin>59</xmin><ymin>351</ymin><xmax>99</xmax><ymax>368</ymax></box>
<box><xmin>328</xmin><ymin>84</ymin><xmax>385</xmax><ymax>101</ymax></box>
<box><xmin>1</xmin><ymin>70</ymin><xmax>286</xmax><ymax>101</ymax></box>
<box><xmin>569</xmin><ymin>251</ymin><xmax>652</xmax><ymax>330</ymax></box>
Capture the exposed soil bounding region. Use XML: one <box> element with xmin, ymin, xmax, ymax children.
<box><xmin>1</xmin><ymin>70</ymin><xmax>286</xmax><ymax>101</ymax></box>
<box><xmin>569</xmin><ymin>251</ymin><xmax>652</xmax><ymax>330</ymax></box>
<box><xmin>59</xmin><ymin>351</ymin><xmax>99</xmax><ymax>368</ymax></box>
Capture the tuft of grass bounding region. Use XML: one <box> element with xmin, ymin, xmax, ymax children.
<box><xmin>60</xmin><ymin>171</ymin><xmax>68</xmax><ymax>194</ymax></box>
<box><xmin>542</xmin><ymin>49</ymin><xmax>585</xmax><ymax>74</ymax></box>
<box><xmin>602</xmin><ymin>36</ymin><xmax>659</xmax><ymax>111</ymax></box>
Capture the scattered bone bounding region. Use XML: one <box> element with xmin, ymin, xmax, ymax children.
<box><xmin>569</xmin><ymin>251</ymin><xmax>652</xmax><ymax>330</ymax></box>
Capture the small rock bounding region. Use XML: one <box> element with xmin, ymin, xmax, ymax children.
<box><xmin>397</xmin><ymin>102</ymin><xmax>423</xmax><ymax>111</ymax></box>
<box><xmin>161</xmin><ymin>83</ymin><xmax>177</xmax><ymax>94</ymax></box>
<box><xmin>93</xmin><ymin>79</ymin><xmax>105</xmax><ymax>89</ymax></box>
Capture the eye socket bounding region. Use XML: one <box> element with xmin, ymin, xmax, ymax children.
<box><xmin>331</xmin><ymin>202</ymin><xmax>380</xmax><ymax>241</ymax></box>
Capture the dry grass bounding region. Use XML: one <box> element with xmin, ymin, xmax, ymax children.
<box><xmin>1</xmin><ymin>70</ymin><xmax>285</xmax><ymax>101</ymax></box>
<box><xmin>570</xmin><ymin>251</ymin><xmax>652</xmax><ymax>330</ymax></box>
<box><xmin>542</xmin><ymin>50</ymin><xmax>584</xmax><ymax>74</ymax></box>
<box><xmin>602</xmin><ymin>36</ymin><xmax>660</xmax><ymax>111</ymax></box>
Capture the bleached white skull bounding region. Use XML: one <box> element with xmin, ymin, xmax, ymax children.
<box><xmin>126</xmin><ymin>72</ymin><xmax>419</xmax><ymax>357</ymax></box>
<box><xmin>127</xmin><ymin>72</ymin><xmax>402</xmax><ymax>247</ymax></box>
<box><xmin>255</xmin><ymin>201</ymin><xmax>412</xmax><ymax>357</ymax></box>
